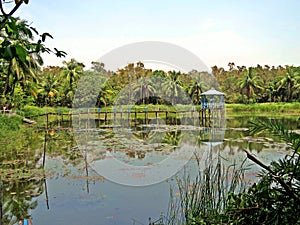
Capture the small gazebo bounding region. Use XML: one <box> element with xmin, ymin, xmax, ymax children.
<box><xmin>200</xmin><ymin>87</ymin><xmax>225</xmax><ymax>110</ymax></box>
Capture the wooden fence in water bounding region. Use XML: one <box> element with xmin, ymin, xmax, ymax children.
<box><xmin>25</xmin><ymin>107</ymin><xmax>225</xmax><ymax>128</ymax></box>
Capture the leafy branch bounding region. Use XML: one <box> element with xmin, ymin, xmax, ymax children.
<box><xmin>0</xmin><ymin>0</ymin><xmax>28</xmax><ymax>29</ymax></box>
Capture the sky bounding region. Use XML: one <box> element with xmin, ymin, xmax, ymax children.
<box><xmin>14</xmin><ymin>0</ymin><xmax>300</xmax><ymax>70</ymax></box>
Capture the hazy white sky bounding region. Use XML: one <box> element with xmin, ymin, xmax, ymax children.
<box><xmin>16</xmin><ymin>0</ymin><xmax>300</xmax><ymax>70</ymax></box>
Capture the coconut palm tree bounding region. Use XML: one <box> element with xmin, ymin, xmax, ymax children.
<box><xmin>60</xmin><ymin>59</ymin><xmax>84</xmax><ymax>106</ymax></box>
<box><xmin>162</xmin><ymin>71</ymin><xmax>183</xmax><ymax>105</ymax></box>
<box><xmin>133</xmin><ymin>75</ymin><xmax>156</xmax><ymax>104</ymax></box>
<box><xmin>61</xmin><ymin>58</ymin><xmax>84</xmax><ymax>90</ymax></box>
<box><xmin>38</xmin><ymin>73</ymin><xmax>59</xmax><ymax>106</ymax></box>
<box><xmin>238</xmin><ymin>67</ymin><xmax>262</xmax><ymax>103</ymax></box>
<box><xmin>275</xmin><ymin>66</ymin><xmax>300</xmax><ymax>102</ymax></box>
<box><xmin>187</xmin><ymin>73</ymin><xmax>209</xmax><ymax>105</ymax></box>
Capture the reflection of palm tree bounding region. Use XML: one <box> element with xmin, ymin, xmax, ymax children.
<box><xmin>162</xmin><ymin>71</ymin><xmax>183</xmax><ymax>105</ymax></box>
<box><xmin>163</xmin><ymin>130</ymin><xmax>182</xmax><ymax>146</ymax></box>
<box><xmin>133</xmin><ymin>131</ymin><xmax>151</xmax><ymax>141</ymax></box>
<box><xmin>2</xmin><ymin>179</ymin><xmax>43</xmax><ymax>224</ymax></box>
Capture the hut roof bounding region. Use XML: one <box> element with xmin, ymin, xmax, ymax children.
<box><xmin>201</xmin><ymin>87</ymin><xmax>225</xmax><ymax>96</ymax></box>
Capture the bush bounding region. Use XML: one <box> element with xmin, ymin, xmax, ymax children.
<box><xmin>227</xmin><ymin>119</ymin><xmax>300</xmax><ymax>225</ymax></box>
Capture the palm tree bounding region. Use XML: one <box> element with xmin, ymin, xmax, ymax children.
<box><xmin>61</xmin><ymin>58</ymin><xmax>84</xmax><ymax>90</ymax></box>
<box><xmin>133</xmin><ymin>76</ymin><xmax>156</xmax><ymax>104</ymax></box>
<box><xmin>238</xmin><ymin>67</ymin><xmax>262</xmax><ymax>103</ymax></box>
<box><xmin>97</xmin><ymin>85</ymin><xmax>116</xmax><ymax>107</ymax></box>
<box><xmin>187</xmin><ymin>73</ymin><xmax>208</xmax><ymax>105</ymax></box>
<box><xmin>38</xmin><ymin>73</ymin><xmax>59</xmax><ymax>106</ymax></box>
<box><xmin>60</xmin><ymin>59</ymin><xmax>84</xmax><ymax>106</ymax></box>
<box><xmin>1</xmin><ymin>18</ymin><xmax>43</xmax><ymax>97</ymax></box>
<box><xmin>162</xmin><ymin>71</ymin><xmax>183</xmax><ymax>105</ymax></box>
<box><xmin>275</xmin><ymin>66</ymin><xmax>300</xmax><ymax>102</ymax></box>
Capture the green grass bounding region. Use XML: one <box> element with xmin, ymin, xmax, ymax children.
<box><xmin>22</xmin><ymin>105</ymin><xmax>70</xmax><ymax>117</ymax></box>
<box><xmin>226</xmin><ymin>102</ymin><xmax>300</xmax><ymax>115</ymax></box>
<box><xmin>0</xmin><ymin>115</ymin><xmax>23</xmax><ymax>138</ymax></box>
<box><xmin>163</xmin><ymin>153</ymin><xmax>249</xmax><ymax>225</ymax></box>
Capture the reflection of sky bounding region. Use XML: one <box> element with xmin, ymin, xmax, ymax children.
<box><xmin>31</xmin><ymin>159</ymin><xmax>172</xmax><ymax>225</ymax></box>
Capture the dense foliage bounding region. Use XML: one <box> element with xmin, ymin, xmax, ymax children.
<box><xmin>2</xmin><ymin>59</ymin><xmax>300</xmax><ymax>109</ymax></box>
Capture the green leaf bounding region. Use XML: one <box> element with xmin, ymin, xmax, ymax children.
<box><xmin>5</xmin><ymin>24</ymin><xmax>14</xmax><ymax>34</ymax></box>
<box><xmin>15</xmin><ymin>45</ymin><xmax>27</xmax><ymax>62</ymax></box>
<box><xmin>41</xmin><ymin>32</ymin><xmax>53</xmax><ymax>42</ymax></box>
<box><xmin>24</xmin><ymin>0</ymin><xmax>29</xmax><ymax>4</ymax></box>
<box><xmin>4</xmin><ymin>46</ymin><xmax>13</xmax><ymax>59</ymax></box>
<box><xmin>30</xmin><ymin>26</ymin><xmax>39</xmax><ymax>35</ymax></box>
<box><xmin>54</xmin><ymin>48</ymin><xmax>67</xmax><ymax>57</ymax></box>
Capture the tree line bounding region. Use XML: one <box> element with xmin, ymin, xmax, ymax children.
<box><xmin>1</xmin><ymin>58</ymin><xmax>300</xmax><ymax>109</ymax></box>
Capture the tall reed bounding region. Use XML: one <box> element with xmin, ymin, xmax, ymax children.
<box><xmin>163</xmin><ymin>151</ymin><xmax>249</xmax><ymax>225</ymax></box>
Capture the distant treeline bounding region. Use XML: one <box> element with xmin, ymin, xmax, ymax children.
<box><xmin>1</xmin><ymin>59</ymin><xmax>299</xmax><ymax>109</ymax></box>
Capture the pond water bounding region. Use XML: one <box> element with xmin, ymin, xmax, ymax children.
<box><xmin>0</xmin><ymin>115</ymin><xmax>299</xmax><ymax>225</ymax></box>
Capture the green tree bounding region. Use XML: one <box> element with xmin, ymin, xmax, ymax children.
<box><xmin>133</xmin><ymin>74</ymin><xmax>156</xmax><ymax>104</ymax></box>
<box><xmin>60</xmin><ymin>58</ymin><xmax>84</xmax><ymax>106</ymax></box>
<box><xmin>38</xmin><ymin>73</ymin><xmax>59</xmax><ymax>106</ymax></box>
<box><xmin>238</xmin><ymin>67</ymin><xmax>262</xmax><ymax>103</ymax></box>
<box><xmin>0</xmin><ymin>2</ymin><xmax>66</xmax><ymax>107</ymax></box>
<box><xmin>162</xmin><ymin>71</ymin><xmax>183</xmax><ymax>105</ymax></box>
<box><xmin>275</xmin><ymin>66</ymin><xmax>300</xmax><ymax>102</ymax></box>
<box><xmin>187</xmin><ymin>72</ymin><xmax>208</xmax><ymax>105</ymax></box>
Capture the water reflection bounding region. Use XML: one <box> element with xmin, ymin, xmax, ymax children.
<box><xmin>0</xmin><ymin>116</ymin><xmax>297</xmax><ymax>224</ymax></box>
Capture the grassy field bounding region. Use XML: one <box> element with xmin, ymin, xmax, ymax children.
<box><xmin>226</xmin><ymin>102</ymin><xmax>300</xmax><ymax>116</ymax></box>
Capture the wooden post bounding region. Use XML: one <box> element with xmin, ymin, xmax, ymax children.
<box><xmin>57</xmin><ymin>109</ymin><xmax>61</xmax><ymax>126</ymax></box>
<box><xmin>98</xmin><ymin>108</ymin><xmax>101</xmax><ymax>120</ymax></box>
<box><xmin>166</xmin><ymin>111</ymin><xmax>168</xmax><ymax>121</ymax></box>
<box><xmin>128</xmin><ymin>108</ymin><xmax>131</xmax><ymax>121</ymax></box>
<box><xmin>155</xmin><ymin>111</ymin><xmax>158</xmax><ymax>119</ymax></box>
<box><xmin>144</xmin><ymin>107</ymin><xmax>148</xmax><ymax>124</ymax></box>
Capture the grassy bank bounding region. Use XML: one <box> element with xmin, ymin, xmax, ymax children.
<box><xmin>226</xmin><ymin>102</ymin><xmax>300</xmax><ymax>116</ymax></box>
